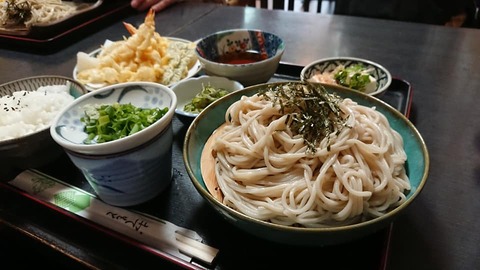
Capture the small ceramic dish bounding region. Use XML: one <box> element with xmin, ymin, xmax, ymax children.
<box><xmin>172</xmin><ymin>75</ymin><xmax>244</xmax><ymax>123</ymax></box>
<box><xmin>50</xmin><ymin>82</ymin><xmax>177</xmax><ymax>206</ymax></box>
<box><xmin>195</xmin><ymin>29</ymin><xmax>285</xmax><ymax>86</ymax></box>
<box><xmin>300</xmin><ymin>57</ymin><xmax>392</xmax><ymax>96</ymax></box>
<box><xmin>50</xmin><ymin>82</ymin><xmax>176</xmax><ymax>155</ymax></box>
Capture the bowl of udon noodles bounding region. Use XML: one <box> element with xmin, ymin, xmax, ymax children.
<box><xmin>183</xmin><ymin>81</ymin><xmax>429</xmax><ymax>246</ymax></box>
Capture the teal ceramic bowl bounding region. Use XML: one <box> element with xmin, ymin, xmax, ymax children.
<box><xmin>183</xmin><ymin>81</ymin><xmax>429</xmax><ymax>246</ymax></box>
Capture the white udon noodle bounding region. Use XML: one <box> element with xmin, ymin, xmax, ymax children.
<box><xmin>212</xmin><ymin>94</ymin><xmax>410</xmax><ymax>227</ymax></box>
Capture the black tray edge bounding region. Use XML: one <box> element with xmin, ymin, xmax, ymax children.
<box><xmin>0</xmin><ymin>2</ymin><xmax>134</xmax><ymax>53</ymax></box>
<box><xmin>0</xmin><ymin>181</ymin><xmax>204</xmax><ymax>270</ymax></box>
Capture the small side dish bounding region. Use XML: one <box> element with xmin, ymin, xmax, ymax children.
<box><xmin>51</xmin><ymin>81</ymin><xmax>176</xmax><ymax>155</ymax></box>
<box><xmin>195</xmin><ymin>28</ymin><xmax>285</xmax><ymax>86</ymax></box>
<box><xmin>50</xmin><ymin>82</ymin><xmax>177</xmax><ymax>206</ymax></box>
<box><xmin>301</xmin><ymin>57</ymin><xmax>392</xmax><ymax>96</ymax></box>
<box><xmin>183</xmin><ymin>84</ymin><xmax>229</xmax><ymax>114</ymax></box>
<box><xmin>310</xmin><ymin>63</ymin><xmax>378</xmax><ymax>93</ymax></box>
<box><xmin>172</xmin><ymin>75</ymin><xmax>244</xmax><ymax>123</ymax></box>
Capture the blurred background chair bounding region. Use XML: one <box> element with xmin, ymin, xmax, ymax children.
<box><xmin>229</xmin><ymin>0</ymin><xmax>477</xmax><ymax>28</ymax></box>
<box><xmin>246</xmin><ymin>0</ymin><xmax>335</xmax><ymax>14</ymax></box>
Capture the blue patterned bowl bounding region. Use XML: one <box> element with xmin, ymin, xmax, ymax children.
<box><xmin>300</xmin><ymin>57</ymin><xmax>392</xmax><ymax>96</ymax></box>
<box><xmin>51</xmin><ymin>82</ymin><xmax>176</xmax><ymax>155</ymax></box>
<box><xmin>63</xmin><ymin>124</ymin><xmax>173</xmax><ymax>206</ymax></box>
<box><xmin>195</xmin><ymin>29</ymin><xmax>285</xmax><ymax>86</ymax></box>
<box><xmin>50</xmin><ymin>82</ymin><xmax>177</xmax><ymax>206</ymax></box>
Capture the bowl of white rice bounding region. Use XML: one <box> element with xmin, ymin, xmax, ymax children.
<box><xmin>0</xmin><ymin>75</ymin><xmax>87</xmax><ymax>175</ymax></box>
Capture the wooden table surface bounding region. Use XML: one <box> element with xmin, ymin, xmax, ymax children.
<box><xmin>1</xmin><ymin>2</ymin><xmax>479</xmax><ymax>270</ymax></box>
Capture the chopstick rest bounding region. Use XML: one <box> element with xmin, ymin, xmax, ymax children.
<box><xmin>8</xmin><ymin>169</ymin><xmax>219</xmax><ymax>267</ymax></box>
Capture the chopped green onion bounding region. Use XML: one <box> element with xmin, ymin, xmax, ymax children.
<box><xmin>80</xmin><ymin>103</ymin><xmax>168</xmax><ymax>144</ymax></box>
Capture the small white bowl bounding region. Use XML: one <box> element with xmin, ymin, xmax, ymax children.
<box><xmin>50</xmin><ymin>82</ymin><xmax>177</xmax><ymax>206</ymax></box>
<box><xmin>300</xmin><ymin>57</ymin><xmax>392</xmax><ymax>96</ymax></box>
<box><xmin>172</xmin><ymin>75</ymin><xmax>244</xmax><ymax>123</ymax></box>
<box><xmin>51</xmin><ymin>82</ymin><xmax>176</xmax><ymax>155</ymax></box>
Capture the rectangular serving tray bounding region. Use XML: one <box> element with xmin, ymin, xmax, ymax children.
<box><xmin>0</xmin><ymin>0</ymin><xmax>104</xmax><ymax>37</ymax></box>
<box><xmin>0</xmin><ymin>1</ymin><xmax>133</xmax><ymax>53</ymax></box>
<box><xmin>0</xmin><ymin>62</ymin><xmax>413</xmax><ymax>270</ymax></box>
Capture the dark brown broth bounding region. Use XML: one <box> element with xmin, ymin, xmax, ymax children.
<box><xmin>216</xmin><ymin>51</ymin><xmax>267</xmax><ymax>64</ymax></box>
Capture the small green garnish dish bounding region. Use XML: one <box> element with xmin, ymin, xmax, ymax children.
<box><xmin>300</xmin><ymin>57</ymin><xmax>392</xmax><ymax>96</ymax></box>
<box><xmin>183</xmin><ymin>84</ymin><xmax>229</xmax><ymax>113</ymax></box>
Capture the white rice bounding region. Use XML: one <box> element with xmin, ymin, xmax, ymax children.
<box><xmin>0</xmin><ymin>85</ymin><xmax>75</xmax><ymax>141</ymax></box>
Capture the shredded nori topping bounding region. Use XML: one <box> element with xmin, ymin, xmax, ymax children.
<box><xmin>259</xmin><ymin>82</ymin><xmax>347</xmax><ymax>153</ymax></box>
<box><xmin>3</xmin><ymin>0</ymin><xmax>32</xmax><ymax>26</ymax></box>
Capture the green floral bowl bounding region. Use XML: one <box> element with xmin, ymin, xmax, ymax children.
<box><xmin>301</xmin><ymin>57</ymin><xmax>392</xmax><ymax>96</ymax></box>
<box><xmin>183</xmin><ymin>81</ymin><xmax>429</xmax><ymax>246</ymax></box>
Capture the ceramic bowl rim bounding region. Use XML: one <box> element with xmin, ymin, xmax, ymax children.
<box><xmin>172</xmin><ymin>75</ymin><xmax>245</xmax><ymax>118</ymax></box>
<box><xmin>64</xmin><ymin>122</ymin><xmax>172</xmax><ymax>159</ymax></box>
<box><xmin>50</xmin><ymin>81</ymin><xmax>177</xmax><ymax>155</ymax></box>
<box><xmin>195</xmin><ymin>28</ymin><xmax>286</xmax><ymax>67</ymax></box>
<box><xmin>0</xmin><ymin>75</ymin><xmax>87</xmax><ymax>147</ymax></box>
<box><xmin>184</xmin><ymin>81</ymin><xmax>429</xmax><ymax>236</ymax></box>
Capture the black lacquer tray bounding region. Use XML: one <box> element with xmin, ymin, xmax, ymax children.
<box><xmin>0</xmin><ymin>62</ymin><xmax>413</xmax><ymax>270</ymax></box>
<box><xmin>0</xmin><ymin>1</ymin><xmax>134</xmax><ymax>53</ymax></box>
